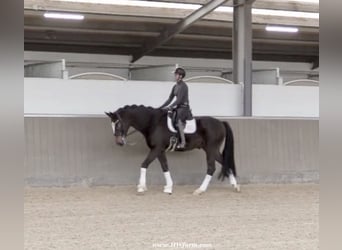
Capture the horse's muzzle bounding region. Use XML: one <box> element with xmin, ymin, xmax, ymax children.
<box><xmin>115</xmin><ymin>136</ymin><xmax>126</xmax><ymax>146</ymax></box>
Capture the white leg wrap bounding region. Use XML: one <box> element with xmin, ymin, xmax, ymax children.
<box><xmin>193</xmin><ymin>174</ymin><xmax>212</xmax><ymax>195</ymax></box>
<box><xmin>229</xmin><ymin>174</ymin><xmax>240</xmax><ymax>192</ymax></box>
<box><xmin>137</xmin><ymin>168</ymin><xmax>147</xmax><ymax>192</ymax></box>
<box><xmin>163</xmin><ymin>171</ymin><xmax>173</xmax><ymax>194</ymax></box>
<box><xmin>164</xmin><ymin>171</ymin><xmax>173</xmax><ymax>187</ymax></box>
<box><xmin>139</xmin><ymin>168</ymin><xmax>146</xmax><ymax>186</ymax></box>
<box><xmin>199</xmin><ymin>174</ymin><xmax>212</xmax><ymax>191</ymax></box>
<box><xmin>229</xmin><ymin>174</ymin><xmax>237</xmax><ymax>186</ymax></box>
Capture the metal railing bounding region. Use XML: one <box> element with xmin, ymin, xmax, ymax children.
<box><xmin>184</xmin><ymin>76</ymin><xmax>235</xmax><ymax>84</ymax></box>
<box><xmin>283</xmin><ymin>79</ymin><xmax>319</xmax><ymax>86</ymax></box>
<box><xmin>69</xmin><ymin>72</ymin><xmax>127</xmax><ymax>81</ymax></box>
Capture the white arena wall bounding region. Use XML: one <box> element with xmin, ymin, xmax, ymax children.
<box><xmin>24</xmin><ymin>78</ymin><xmax>318</xmax><ymax>117</ymax></box>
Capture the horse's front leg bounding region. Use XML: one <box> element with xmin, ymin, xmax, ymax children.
<box><xmin>137</xmin><ymin>148</ymin><xmax>160</xmax><ymax>194</ymax></box>
<box><xmin>158</xmin><ymin>152</ymin><xmax>173</xmax><ymax>194</ymax></box>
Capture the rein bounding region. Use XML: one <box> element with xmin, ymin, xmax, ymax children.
<box><xmin>124</xmin><ymin>129</ymin><xmax>138</xmax><ymax>146</ymax></box>
<box><xmin>127</xmin><ymin>129</ymin><xmax>137</xmax><ymax>137</ymax></box>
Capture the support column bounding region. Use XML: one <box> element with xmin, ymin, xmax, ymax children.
<box><xmin>233</xmin><ymin>0</ymin><xmax>254</xmax><ymax>116</ymax></box>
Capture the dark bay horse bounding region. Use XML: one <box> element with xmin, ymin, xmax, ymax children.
<box><xmin>105</xmin><ymin>105</ymin><xmax>240</xmax><ymax>195</ymax></box>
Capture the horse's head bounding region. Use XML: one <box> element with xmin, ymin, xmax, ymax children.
<box><xmin>105</xmin><ymin>111</ymin><xmax>129</xmax><ymax>146</ymax></box>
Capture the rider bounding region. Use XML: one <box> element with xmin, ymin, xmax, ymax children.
<box><xmin>159</xmin><ymin>67</ymin><xmax>190</xmax><ymax>149</ymax></box>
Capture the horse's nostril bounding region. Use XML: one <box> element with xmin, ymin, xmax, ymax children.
<box><xmin>115</xmin><ymin>137</ymin><xmax>124</xmax><ymax>146</ymax></box>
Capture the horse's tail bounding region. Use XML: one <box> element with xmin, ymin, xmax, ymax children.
<box><xmin>218</xmin><ymin>122</ymin><xmax>236</xmax><ymax>181</ymax></box>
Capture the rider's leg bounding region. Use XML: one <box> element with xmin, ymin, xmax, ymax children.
<box><xmin>177</xmin><ymin>119</ymin><xmax>186</xmax><ymax>148</ymax></box>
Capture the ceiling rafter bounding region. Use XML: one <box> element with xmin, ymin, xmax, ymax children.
<box><xmin>131</xmin><ymin>0</ymin><xmax>229</xmax><ymax>63</ymax></box>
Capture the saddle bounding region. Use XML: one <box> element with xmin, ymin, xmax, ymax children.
<box><xmin>167</xmin><ymin>110</ymin><xmax>196</xmax><ymax>134</ymax></box>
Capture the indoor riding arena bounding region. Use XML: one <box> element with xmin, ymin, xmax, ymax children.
<box><xmin>24</xmin><ymin>0</ymin><xmax>319</xmax><ymax>249</ymax></box>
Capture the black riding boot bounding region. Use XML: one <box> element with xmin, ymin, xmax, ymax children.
<box><xmin>176</xmin><ymin>120</ymin><xmax>186</xmax><ymax>149</ymax></box>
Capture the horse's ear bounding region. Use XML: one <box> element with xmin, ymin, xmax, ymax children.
<box><xmin>104</xmin><ymin>112</ymin><xmax>112</xmax><ymax>118</ymax></box>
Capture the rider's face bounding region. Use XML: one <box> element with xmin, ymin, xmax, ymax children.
<box><xmin>175</xmin><ymin>73</ymin><xmax>182</xmax><ymax>82</ymax></box>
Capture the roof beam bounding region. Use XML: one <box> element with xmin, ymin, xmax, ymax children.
<box><xmin>25</xmin><ymin>25</ymin><xmax>318</xmax><ymax>46</ymax></box>
<box><xmin>24</xmin><ymin>1</ymin><xmax>319</xmax><ymax>27</ymax></box>
<box><xmin>24</xmin><ymin>42</ymin><xmax>317</xmax><ymax>62</ymax></box>
<box><xmin>25</xmin><ymin>38</ymin><xmax>317</xmax><ymax>56</ymax></box>
<box><xmin>131</xmin><ymin>0</ymin><xmax>229</xmax><ymax>63</ymax></box>
<box><xmin>24</xmin><ymin>25</ymin><xmax>159</xmax><ymax>37</ymax></box>
<box><xmin>151</xmin><ymin>0</ymin><xmax>319</xmax><ymax>12</ymax></box>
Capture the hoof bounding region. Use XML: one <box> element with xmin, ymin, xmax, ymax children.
<box><xmin>193</xmin><ymin>189</ymin><xmax>205</xmax><ymax>196</ymax></box>
<box><xmin>233</xmin><ymin>185</ymin><xmax>241</xmax><ymax>193</ymax></box>
<box><xmin>163</xmin><ymin>186</ymin><xmax>173</xmax><ymax>194</ymax></box>
<box><xmin>137</xmin><ymin>185</ymin><xmax>147</xmax><ymax>194</ymax></box>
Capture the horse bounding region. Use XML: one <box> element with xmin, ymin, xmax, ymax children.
<box><xmin>105</xmin><ymin>105</ymin><xmax>240</xmax><ymax>195</ymax></box>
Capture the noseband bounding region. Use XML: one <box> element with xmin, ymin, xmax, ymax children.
<box><xmin>111</xmin><ymin>112</ymin><xmax>136</xmax><ymax>145</ymax></box>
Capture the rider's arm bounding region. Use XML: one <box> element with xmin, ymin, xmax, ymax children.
<box><xmin>159</xmin><ymin>86</ymin><xmax>175</xmax><ymax>109</ymax></box>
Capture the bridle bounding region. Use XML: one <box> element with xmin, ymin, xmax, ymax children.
<box><xmin>111</xmin><ymin>112</ymin><xmax>137</xmax><ymax>145</ymax></box>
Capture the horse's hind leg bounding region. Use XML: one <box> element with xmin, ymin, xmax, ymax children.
<box><xmin>216</xmin><ymin>151</ymin><xmax>240</xmax><ymax>192</ymax></box>
<box><xmin>193</xmin><ymin>150</ymin><xmax>216</xmax><ymax>195</ymax></box>
<box><xmin>215</xmin><ymin>151</ymin><xmax>223</xmax><ymax>165</ymax></box>
<box><xmin>158</xmin><ymin>152</ymin><xmax>173</xmax><ymax>194</ymax></box>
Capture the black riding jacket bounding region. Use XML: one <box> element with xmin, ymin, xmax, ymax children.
<box><xmin>160</xmin><ymin>80</ymin><xmax>189</xmax><ymax>109</ymax></box>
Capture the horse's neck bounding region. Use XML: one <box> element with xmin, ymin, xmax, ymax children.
<box><xmin>129</xmin><ymin>109</ymin><xmax>154</xmax><ymax>134</ymax></box>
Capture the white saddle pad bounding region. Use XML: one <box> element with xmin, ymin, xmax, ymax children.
<box><xmin>167</xmin><ymin>117</ymin><xmax>197</xmax><ymax>134</ymax></box>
